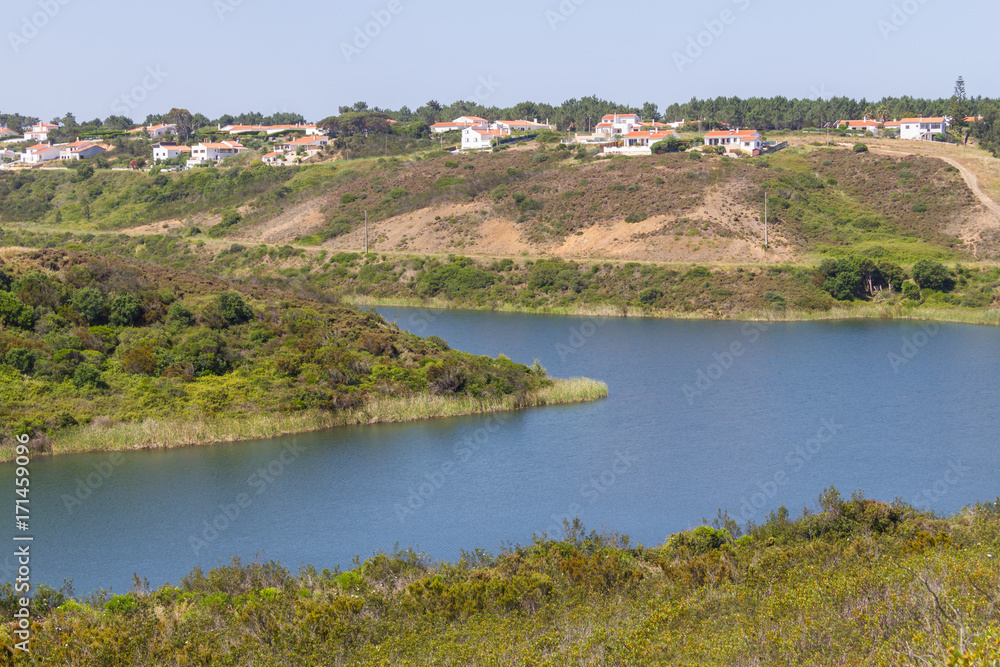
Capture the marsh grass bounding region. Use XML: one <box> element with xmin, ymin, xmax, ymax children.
<box><xmin>3</xmin><ymin>378</ymin><xmax>607</xmax><ymax>460</ymax></box>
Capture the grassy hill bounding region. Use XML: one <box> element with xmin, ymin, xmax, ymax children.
<box><xmin>4</xmin><ymin>492</ymin><xmax>998</xmax><ymax>665</ymax></box>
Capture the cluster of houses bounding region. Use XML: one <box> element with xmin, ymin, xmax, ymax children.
<box><xmin>428</xmin><ymin>116</ymin><xmax>556</xmax><ymax>151</ymax></box>
<box><xmin>833</xmin><ymin>115</ymin><xmax>982</xmax><ymax>141</ymax></box>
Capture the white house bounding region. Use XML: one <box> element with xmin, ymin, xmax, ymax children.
<box><xmin>836</xmin><ymin>119</ymin><xmax>881</xmax><ymax>135</ymax></box>
<box><xmin>186</xmin><ymin>141</ymin><xmax>247</xmax><ymax>166</ymax></box>
<box><xmin>277</xmin><ymin>135</ymin><xmax>329</xmax><ymax>152</ymax></box>
<box><xmin>491</xmin><ymin>119</ymin><xmax>553</xmax><ymax>132</ymax></box>
<box><xmin>152</xmin><ymin>142</ymin><xmax>192</xmax><ymax>162</ymax></box>
<box><xmin>144</xmin><ymin>123</ymin><xmax>177</xmax><ymax>138</ymax></box>
<box><xmin>664</xmin><ymin>119</ymin><xmax>686</xmax><ymax>128</ymax></box>
<box><xmin>262</xmin><ymin>151</ymin><xmax>284</xmax><ymax>166</ymax></box>
<box><xmin>594</xmin><ymin>114</ymin><xmax>641</xmax><ymax>136</ymax></box>
<box><xmin>59</xmin><ymin>141</ymin><xmax>105</xmax><ymax>160</ymax></box>
<box><xmin>20</xmin><ymin>143</ymin><xmax>61</xmax><ymax>163</ymax></box>
<box><xmin>0</xmin><ymin>148</ymin><xmax>17</xmax><ymax>162</ymax></box>
<box><xmin>23</xmin><ymin>122</ymin><xmax>59</xmax><ymax>141</ymax></box>
<box><xmin>220</xmin><ymin>123</ymin><xmax>320</xmax><ymax>136</ymax></box>
<box><xmin>430</xmin><ymin>116</ymin><xmax>489</xmax><ymax>133</ymax></box>
<box><xmin>899</xmin><ymin>116</ymin><xmax>948</xmax><ymax>141</ymax></box>
<box><xmin>703</xmin><ymin>129</ymin><xmax>762</xmax><ymax>154</ymax></box>
<box><xmin>0</xmin><ymin>128</ymin><xmax>19</xmax><ymax>139</ymax></box>
<box><xmin>601</xmin><ymin>130</ymin><xmax>680</xmax><ymax>156</ymax></box>
<box><xmin>461</xmin><ymin>127</ymin><xmax>507</xmax><ymax>150</ymax></box>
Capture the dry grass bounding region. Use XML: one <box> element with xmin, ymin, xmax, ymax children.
<box><xmin>0</xmin><ymin>378</ymin><xmax>608</xmax><ymax>461</ymax></box>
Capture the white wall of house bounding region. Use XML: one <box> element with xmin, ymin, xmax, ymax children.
<box><xmin>900</xmin><ymin>118</ymin><xmax>948</xmax><ymax>140</ymax></box>
<box><xmin>153</xmin><ymin>145</ymin><xmax>190</xmax><ymax>162</ymax></box>
<box><xmin>59</xmin><ymin>144</ymin><xmax>105</xmax><ymax>160</ymax></box>
<box><xmin>21</xmin><ymin>145</ymin><xmax>61</xmax><ymax>163</ymax></box>
<box><xmin>461</xmin><ymin>127</ymin><xmax>503</xmax><ymax>150</ymax></box>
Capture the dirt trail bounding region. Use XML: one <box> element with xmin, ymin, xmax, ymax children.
<box><xmin>865</xmin><ymin>145</ymin><xmax>1000</xmax><ymax>256</ymax></box>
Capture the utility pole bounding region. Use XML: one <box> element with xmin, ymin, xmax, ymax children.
<box><xmin>364</xmin><ymin>210</ymin><xmax>369</xmax><ymax>254</ymax></box>
<box><xmin>764</xmin><ymin>192</ymin><xmax>769</xmax><ymax>249</ymax></box>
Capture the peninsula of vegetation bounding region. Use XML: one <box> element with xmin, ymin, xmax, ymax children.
<box><xmin>0</xmin><ymin>248</ymin><xmax>606</xmax><ymax>459</ymax></box>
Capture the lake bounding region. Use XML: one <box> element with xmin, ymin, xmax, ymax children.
<box><xmin>7</xmin><ymin>309</ymin><xmax>999</xmax><ymax>595</ymax></box>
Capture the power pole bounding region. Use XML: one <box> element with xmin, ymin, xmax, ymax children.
<box><xmin>764</xmin><ymin>192</ymin><xmax>769</xmax><ymax>249</ymax></box>
<box><xmin>364</xmin><ymin>210</ymin><xmax>369</xmax><ymax>254</ymax></box>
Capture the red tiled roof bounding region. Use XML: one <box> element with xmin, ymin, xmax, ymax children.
<box><xmin>899</xmin><ymin>117</ymin><xmax>946</xmax><ymax>124</ymax></box>
<box><xmin>704</xmin><ymin>129</ymin><xmax>760</xmax><ymax>138</ymax></box>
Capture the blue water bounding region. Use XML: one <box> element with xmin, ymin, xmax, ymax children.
<box><xmin>5</xmin><ymin>310</ymin><xmax>998</xmax><ymax>594</ymax></box>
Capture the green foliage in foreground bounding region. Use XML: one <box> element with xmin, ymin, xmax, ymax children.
<box><xmin>0</xmin><ymin>250</ymin><xmax>551</xmax><ymax>448</ymax></box>
<box><xmin>4</xmin><ymin>493</ymin><xmax>998</xmax><ymax>665</ymax></box>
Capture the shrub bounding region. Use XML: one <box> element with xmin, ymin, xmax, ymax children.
<box><xmin>72</xmin><ymin>363</ymin><xmax>103</xmax><ymax>389</ymax></box>
<box><xmin>638</xmin><ymin>287</ymin><xmax>663</xmax><ymax>306</ymax></box>
<box><xmin>217</xmin><ymin>291</ymin><xmax>254</xmax><ymax>326</ymax></box>
<box><xmin>853</xmin><ymin>142</ymin><xmax>868</xmax><ymax>153</ymax></box>
<box><xmin>340</xmin><ymin>193</ymin><xmax>358</xmax><ymax>204</ymax></box>
<box><xmin>167</xmin><ymin>301</ymin><xmax>195</xmax><ymax>327</ymax></box>
<box><xmin>109</xmin><ymin>294</ymin><xmax>143</xmax><ymax>326</ymax></box>
<box><xmin>444</xmin><ymin>160</ymin><xmax>459</xmax><ymax>168</ymax></box>
<box><xmin>71</xmin><ymin>287</ymin><xmax>106</xmax><ymax>324</ymax></box>
<box><xmin>385</xmin><ymin>187</ymin><xmax>408</xmax><ymax>200</ymax></box>
<box><xmin>902</xmin><ymin>281</ymin><xmax>922</xmax><ymax>300</ymax></box>
<box><xmin>121</xmin><ymin>346</ymin><xmax>157</xmax><ymax>375</ymax></box>
<box><xmin>0</xmin><ymin>291</ymin><xmax>34</xmax><ymax>329</ymax></box>
<box><xmin>911</xmin><ymin>259</ymin><xmax>950</xmax><ymax>291</ymax></box>
<box><xmin>624</xmin><ymin>213</ymin><xmax>646</xmax><ymax>223</ymax></box>
<box><xmin>435</xmin><ymin>177</ymin><xmax>465</xmax><ymax>188</ymax></box>
<box><xmin>6</xmin><ymin>348</ymin><xmax>36</xmax><ymax>374</ymax></box>
<box><xmin>911</xmin><ymin>201</ymin><xmax>928</xmax><ymax>213</ymax></box>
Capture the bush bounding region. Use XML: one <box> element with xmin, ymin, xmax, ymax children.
<box><xmin>911</xmin><ymin>259</ymin><xmax>950</xmax><ymax>291</ymax></box>
<box><xmin>0</xmin><ymin>291</ymin><xmax>34</xmax><ymax>329</ymax></box>
<box><xmin>72</xmin><ymin>363</ymin><xmax>103</xmax><ymax>389</ymax></box>
<box><xmin>624</xmin><ymin>213</ymin><xmax>646</xmax><ymax>223</ymax></box>
<box><xmin>638</xmin><ymin>287</ymin><xmax>663</xmax><ymax>306</ymax></box>
<box><xmin>340</xmin><ymin>193</ymin><xmax>358</xmax><ymax>204</ymax></box>
<box><xmin>71</xmin><ymin>287</ymin><xmax>106</xmax><ymax>324</ymax></box>
<box><xmin>6</xmin><ymin>348</ymin><xmax>36</xmax><ymax>374</ymax></box>
<box><xmin>911</xmin><ymin>202</ymin><xmax>928</xmax><ymax>213</ymax></box>
<box><xmin>109</xmin><ymin>294</ymin><xmax>143</xmax><ymax>326</ymax></box>
<box><xmin>902</xmin><ymin>281</ymin><xmax>922</xmax><ymax>300</ymax></box>
<box><xmin>167</xmin><ymin>301</ymin><xmax>195</xmax><ymax>327</ymax></box>
<box><xmin>217</xmin><ymin>291</ymin><xmax>253</xmax><ymax>325</ymax></box>
<box><xmin>852</xmin><ymin>142</ymin><xmax>868</xmax><ymax>153</ymax></box>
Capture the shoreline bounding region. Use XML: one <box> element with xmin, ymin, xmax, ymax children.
<box><xmin>347</xmin><ymin>295</ymin><xmax>1000</xmax><ymax>326</ymax></box>
<box><xmin>0</xmin><ymin>378</ymin><xmax>608</xmax><ymax>462</ymax></box>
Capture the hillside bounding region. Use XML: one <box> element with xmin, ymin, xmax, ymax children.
<box><xmin>3</xmin><ymin>137</ymin><xmax>1000</xmax><ymax>266</ymax></box>
<box><xmin>5</xmin><ymin>493</ymin><xmax>999</xmax><ymax>665</ymax></box>
<box><xmin>0</xmin><ymin>248</ymin><xmax>605</xmax><ymax>458</ymax></box>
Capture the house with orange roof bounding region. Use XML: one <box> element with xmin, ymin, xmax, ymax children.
<box><xmin>0</xmin><ymin>127</ymin><xmax>19</xmax><ymax>139</ymax></box>
<box><xmin>277</xmin><ymin>135</ymin><xmax>329</xmax><ymax>152</ymax></box>
<box><xmin>461</xmin><ymin>127</ymin><xmax>508</xmax><ymax>150</ymax></box>
<box><xmin>261</xmin><ymin>151</ymin><xmax>284</xmax><ymax>166</ymax></box>
<box><xmin>491</xmin><ymin>119</ymin><xmax>553</xmax><ymax>132</ymax></box>
<box><xmin>594</xmin><ymin>114</ymin><xmax>641</xmax><ymax>136</ymax></box>
<box><xmin>20</xmin><ymin>142</ymin><xmax>61</xmax><ymax>164</ymax></box>
<box><xmin>0</xmin><ymin>148</ymin><xmax>17</xmax><ymax>163</ymax></box>
<box><xmin>602</xmin><ymin>130</ymin><xmax>680</xmax><ymax>156</ymax></box>
<box><xmin>220</xmin><ymin>123</ymin><xmax>320</xmax><ymax>136</ymax></box>
<box><xmin>144</xmin><ymin>123</ymin><xmax>177</xmax><ymax>138</ymax></box>
<box><xmin>187</xmin><ymin>140</ymin><xmax>247</xmax><ymax>166</ymax></box>
<box><xmin>152</xmin><ymin>142</ymin><xmax>192</xmax><ymax>162</ymax></box>
<box><xmin>24</xmin><ymin>123</ymin><xmax>59</xmax><ymax>141</ymax></box>
<box><xmin>430</xmin><ymin>116</ymin><xmax>489</xmax><ymax>134</ymax></box>
<box><xmin>703</xmin><ymin>128</ymin><xmax>762</xmax><ymax>155</ymax></box>
<box><xmin>899</xmin><ymin>116</ymin><xmax>948</xmax><ymax>141</ymax></box>
<box><xmin>835</xmin><ymin>119</ymin><xmax>882</xmax><ymax>135</ymax></box>
<box><xmin>59</xmin><ymin>141</ymin><xmax>105</xmax><ymax>161</ymax></box>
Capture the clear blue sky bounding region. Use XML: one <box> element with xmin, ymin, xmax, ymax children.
<box><xmin>5</xmin><ymin>0</ymin><xmax>997</xmax><ymax>122</ymax></box>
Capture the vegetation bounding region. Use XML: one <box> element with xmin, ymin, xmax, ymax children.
<box><xmin>0</xmin><ymin>249</ymin><xmax>605</xmax><ymax>458</ymax></box>
<box><xmin>4</xmin><ymin>492</ymin><xmax>998</xmax><ymax>665</ymax></box>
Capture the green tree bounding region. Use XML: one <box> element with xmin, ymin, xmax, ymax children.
<box><xmin>5</xmin><ymin>348</ymin><xmax>36</xmax><ymax>374</ymax></box>
<box><xmin>217</xmin><ymin>291</ymin><xmax>253</xmax><ymax>326</ymax></box>
<box><xmin>73</xmin><ymin>363</ymin><xmax>103</xmax><ymax>389</ymax></box>
<box><xmin>71</xmin><ymin>288</ymin><xmax>107</xmax><ymax>324</ymax></box>
<box><xmin>109</xmin><ymin>294</ymin><xmax>143</xmax><ymax>326</ymax></box>
<box><xmin>163</xmin><ymin>108</ymin><xmax>194</xmax><ymax>141</ymax></box>
<box><xmin>0</xmin><ymin>291</ymin><xmax>35</xmax><ymax>329</ymax></box>
<box><xmin>910</xmin><ymin>259</ymin><xmax>950</xmax><ymax>291</ymax></box>
<box><xmin>949</xmin><ymin>76</ymin><xmax>967</xmax><ymax>132</ymax></box>
<box><xmin>167</xmin><ymin>302</ymin><xmax>195</xmax><ymax>327</ymax></box>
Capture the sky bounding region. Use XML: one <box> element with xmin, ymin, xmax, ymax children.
<box><xmin>4</xmin><ymin>0</ymin><xmax>999</xmax><ymax>123</ymax></box>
